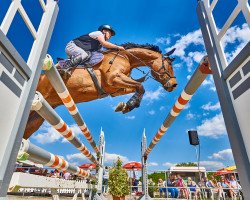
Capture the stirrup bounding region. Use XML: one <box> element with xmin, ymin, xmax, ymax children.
<box><xmin>59</xmin><ymin>67</ymin><xmax>73</xmax><ymax>79</ymax></box>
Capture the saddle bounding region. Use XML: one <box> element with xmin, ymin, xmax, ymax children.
<box><xmin>57</xmin><ymin>51</ymin><xmax>108</xmax><ymax>98</ymax></box>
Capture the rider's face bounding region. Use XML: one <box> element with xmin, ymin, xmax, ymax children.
<box><xmin>103</xmin><ymin>30</ymin><xmax>112</xmax><ymax>40</ymax></box>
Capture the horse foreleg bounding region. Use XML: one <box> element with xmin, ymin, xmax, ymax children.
<box><xmin>23</xmin><ymin>111</ymin><xmax>45</xmax><ymax>139</ymax></box>
<box><xmin>112</xmin><ymin>74</ymin><xmax>145</xmax><ymax>113</ymax></box>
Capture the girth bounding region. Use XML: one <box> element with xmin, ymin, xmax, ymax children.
<box><xmin>85</xmin><ymin>66</ymin><xmax>109</xmax><ymax>99</ymax></box>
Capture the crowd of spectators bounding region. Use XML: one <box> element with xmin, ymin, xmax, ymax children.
<box><xmin>14</xmin><ymin>163</ymin><xmax>84</xmax><ymax>181</ymax></box>
<box><xmin>156</xmin><ymin>174</ymin><xmax>243</xmax><ymax>199</ymax></box>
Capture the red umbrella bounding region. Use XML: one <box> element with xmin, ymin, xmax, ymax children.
<box><xmin>79</xmin><ymin>163</ymin><xmax>96</xmax><ymax>169</ymax></box>
<box><xmin>123</xmin><ymin>162</ymin><xmax>142</xmax><ymax>170</ymax></box>
<box><xmin>214</xmin><ymin>168</ymin><xmax>232</xmax><ymax>176</ymax></box>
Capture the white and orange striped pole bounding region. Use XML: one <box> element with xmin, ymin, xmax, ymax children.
<box><xmin>144</xmin><ymin>56</ymin><xmax>212</xmax><ymax>157</ymax></box>
<box><xmin>19</xmin><ymin>139</ymin><xmax>94</xmax><ymax>179</ymax></box>
<box><xmin>32</xmin><ymin>92</ymin><xmax>97</xmax><ymax>164</ymax></box>
<box><xmin>42</xmin><ymin>54</ymin><xmax>99</xmax><ymax>154</ymax></box>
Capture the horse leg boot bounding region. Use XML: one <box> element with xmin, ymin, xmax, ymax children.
<box><xmin>111</xmin><ymin>73</ymin><xmax>145</xmax><ymax>113</ymax></box>
<box><xmin>122</xmin><ymin>86</ymin><xmax>145</xmax><ymax>113</ymax></box>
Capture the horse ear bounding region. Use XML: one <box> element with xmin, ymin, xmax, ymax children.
<box><xmin>170</xmin><ymin>57</ymin><xmax>175</xmax><ymax>62</ymax></box>
<box><xmin>164</xmin><ymin>48</ymin><xmax>176</xmax><ymax>57</ymax></box>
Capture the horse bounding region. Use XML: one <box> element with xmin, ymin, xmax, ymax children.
<box><xmin>24</xmin><ymin>43</ymin><xmax>177</xmax><ymax>139</ymax></box>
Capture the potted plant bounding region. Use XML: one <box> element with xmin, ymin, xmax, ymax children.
<box><xmin>108</xmin><ymin>157</ymin><xmax>130</xmax><ymax>200</ymax></box>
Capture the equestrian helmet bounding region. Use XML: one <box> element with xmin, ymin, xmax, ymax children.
<box><xmin>98</xmin><ymin>24</ymin><xmax>116</xmax><ymax>36</ymax></box>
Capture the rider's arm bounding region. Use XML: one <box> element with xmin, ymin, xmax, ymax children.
<box><xmin>97</xmin><ymin>35</ymin><xmax>124</xmax><ymax>50</ymax></box>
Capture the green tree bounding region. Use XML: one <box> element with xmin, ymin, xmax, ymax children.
<box><xmin>108</xmin><ymin>157</ymin><xmax>130</xmax><ymax>197</ymax></box>
<box><xmin>175</xmin><ymin>162</ymin><xmax>198</xmax><ymax>167</ymax></box>
<box><xmin>147</xmin><ymin>172</ymin><xmax>167</xmax><ymax>183</ymax></box>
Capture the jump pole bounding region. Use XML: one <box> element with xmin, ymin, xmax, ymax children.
<box><xmin>42</xmin><ymin>54</ymin><xmax>99</xmax><ymax>154</ymax></box>
<box><xmin>32</xmin><ymin>91</ymin><xmax>97</xmax><ymax>164</ymax></box>
<box><xmin>18</xmin><ymin>139</ymin><xmax>94</xmax><ymax>179</ymax></box>
<box><xmin>145</xmin><ymin>56</ymin><xmax>211</xmax><ymax>157</ymax></box>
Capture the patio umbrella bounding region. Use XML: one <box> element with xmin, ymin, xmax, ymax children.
<box><xmin>79</xmin><ymin>163</ymin><xmax>96</xmax><ymax>169</ymax></box>
<box><xmin>225</xmin><ymin>166</ymin><xmax>236</xmax><ymax>171</ymax></box>
<box><xmin>214</xmin><ymin>168</ymin><xmax>232</xmax><ymax>176</ymax></box>
<box><xmin>123</xmin><ymin>162</ymin><xmax>142</xmax><ymax>170</ymax></box>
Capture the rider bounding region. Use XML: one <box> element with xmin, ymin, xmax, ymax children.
<box><xmin>62</xmin><ymin>24</ymin><xmax>125</xmax><ymax>69</ymax></box>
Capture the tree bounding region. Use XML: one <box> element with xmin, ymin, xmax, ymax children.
<box><xmin>108</xmin><ymin>157</ymin><xmax>130</xmax><ymax>199</ymax></box>
<box><xmin>175</xmin><ymin>162</ymin><xmax>198</xmax><ymax>167</ymax></box>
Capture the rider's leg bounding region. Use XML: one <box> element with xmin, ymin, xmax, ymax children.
<box><xmin>63</xmin><ymin>41</ymin><xmax>89</xmax><ymax>69</ymax></box>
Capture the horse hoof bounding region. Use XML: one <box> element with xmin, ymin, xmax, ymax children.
<box><xmin>122</xmin><ymin>106</ymin><xmax>131</xmax><ymax>114</ymax></box>
<box><xmin>115</xmin><ymin>102</ymin><xmax>125</xmax><ymax>112</ymax></box>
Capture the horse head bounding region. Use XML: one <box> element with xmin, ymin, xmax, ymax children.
<box><xmin>150</xmin><ymin>48</ymin><xmax>177</xmax><ymax>92</ymax></box>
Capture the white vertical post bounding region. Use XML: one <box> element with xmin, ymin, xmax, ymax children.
<box><xmin>0</xmin><ymin>1</ymin><xmax>58</xmax><ymax>198</ymax></box>
<box><xmin>138</xmin><ymin>129</ymin><xmax>151</xmax><ymax>200</ymax></box>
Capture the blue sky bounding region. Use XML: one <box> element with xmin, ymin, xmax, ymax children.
<box><xmin>1</xmin><ymin>0</ymin><xmax>249</xmax><ymax>171</ymax></box>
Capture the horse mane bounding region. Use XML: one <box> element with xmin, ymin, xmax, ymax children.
<box><xmin>103</xmin><ymin>42</ymin><xmax>162</xmax><ymax>54</ymax></box>
<box><xmin>121</xmin><ymin>42</ymin><xmax>162</xmax><ymax>53</ymax></box>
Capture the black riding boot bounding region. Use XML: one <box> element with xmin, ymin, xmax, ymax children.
<box><xmin>62</xmin><ymin>54</ymin><xmax>84</xmax><ymax>69</ymax></box>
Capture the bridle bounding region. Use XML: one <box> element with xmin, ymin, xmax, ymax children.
<box><xmin>108</xmin><ymin>48</ymin><xmax>176</xmax><ymax>87</ymax></box>
<box><xmin>155</xmin><ymin>54</ymin><xmax>176</xmax><ymax>80</ymax></box>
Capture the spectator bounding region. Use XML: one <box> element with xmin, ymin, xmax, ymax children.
<box><xmin>63</xmin><ymin>171</ymin><xmax>71</xmax><ymax>180</ymax></box>
<box><xmin>198</xmin><ymin>177</ymin><xmax>206</xmax><ymax>198</ymax></box>
<box><xmin>157</xmin><ymin>179</ymin><xmax>166</xmax><ymax>197</ymax></box>
<box><xmin>132</xmin><ymin>166</ymin><xmax>139</xmax><ymax>192</ymax></box>
<box><xmin>218</xmin><ymin>175</ymin><xmax>233</xmax><ymax>198</ymax></box>
<box><xmin>175</xmin><ymin>174</ymin><xmax>188</xmax><ymax>199</ymax></box>
<box><xmin>166</xmin><ymin>174</ymin><xmax>178</xmax><ymax>198</ymax></box>
<box><xmin>51</xmin><ymin>169</ymin><xmax>60</xmax><ymax>178</ymax></box>
<box><xmin>103</xmin><ymin>166</ymin><xmax>109</xmax><ymax>193</ymax></box>
<box><xmin>229</xmin><ymin>175</ymin><xmax>241</xmax><ymax>197</ymax></box>
<box><xmin>204</xmin><ymin>176</ymin><xmax>214</xmax><ymax>198</ymax></box>
<box><xmin>42</xmin><ymin>169</ymin><xmax>48</xmax><ymax>176</ymax></box>
<box><xmin>187</xmin><ymin>177</ymin><xmax>202</xmax><ymax>200</ymax></box>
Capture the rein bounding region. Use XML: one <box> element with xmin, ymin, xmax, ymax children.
<box><xmin>110</xmin><ymin>49</ymin><xmax>176</xmax><ymax>83</ymax></box>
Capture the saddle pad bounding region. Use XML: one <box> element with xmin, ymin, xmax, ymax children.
<box><xmin>79</xmin><ymin>51</ymin><xmax>104</xmax><ymax>67</ymax></box>
<box><xmin>58</xmin><ymin>51</ymin><xmax>104</xmax><ymax>69</ymax></box>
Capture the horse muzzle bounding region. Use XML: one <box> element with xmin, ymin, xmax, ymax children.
<box><xmin>163</xmin><ymin>81</ymin><xmax>177</xmax><ymax>92</ymax></box>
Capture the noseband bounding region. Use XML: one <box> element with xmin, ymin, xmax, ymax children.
<box><xmin>152</xmin><ymin>54</ymin><xmax>176</xmax><ymax>85</ymax></box>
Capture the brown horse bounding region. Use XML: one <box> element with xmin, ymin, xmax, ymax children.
<box><xmin>24</xmin><ymin>43</ymin><xmax>177</xmax><ymax>139</ymax></box>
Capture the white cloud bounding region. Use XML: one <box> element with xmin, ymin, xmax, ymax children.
<box><xmin>160</xmin><ymin>106</ymin><xmax>165</xmax><ymax>111</ymax></box>
<box><xmin>32</xmin><ymin>122</ymin><xmax>62</xmax><ymax>144</ymax></box>
<box><xmin>199</xmin><ymin>161</ymin><xmax>225</xmax><ymax>171</ymax></box>
<box><xmin>66</xmin><ymin>153</ymin><xmax>88</xmax><ymax>163</ymax></box>
<box><xmin>66</xmin><ymin>152</ymin><xmax>130</xmax><ymax>166</ymax></box>
<box><xmin>148</xmin><ymin>162</ymin><xmax>159</xmax><ymax>167</ymax></box>
<box><xmin>166</xmin><ymin>29</ymin><xmax>204</xmax><ymax>58</ymax></box>
<box><xmin>162</xmin><ymin>162</ymin><xmax>175</xmax><ymax>168</ymax></box>
<box><xmin>32</xmin><ymin>123</ymin><xmax>83</xmax><ymax>144</ymax></box>
<box><xmin>165</xmin><ymin>29</ymin><xmax>205</xmax><ymax>71</ymax></box>
<box><xmin>202</xmin><ymin>76</ymin><xmax>216</xmax><ymax>91</ymax></box>
<box><xmin>144</xmin><ymin>87</ymin><xmax>165</xmax><ymax>101</ymax></box>
<box><xmin>209</xmin><ymin>149</ymin><xmax>234</xmax><ymax>161</ymax></box>
<box><xmin>196</xmin><ymin>113</ymin><xmax>227</xmax><ymax>138</ymax></box>
<box><xmin>201</xmin><ymin>102</ymin><xmax>221</xmax><ymax>111</ymax></box>
<box><xmin>148</xmin><ymin>110</ymin><xmax>156</xmax><ymax>115</ymax></box>
<box><xmin>104</xmin><ymin>153</ymin><xmax>129</xmax><ymax>165</ymax></box>
<box><xmin>155</xmin><ymin>37</ymin><xmax>171</xmax><ymax>45</ymax></box>
<box><xmin>187</xmin><ymin>75</ymin><xmax>191</xmax><ymax>80</ymax></box>
<box><xmin>221</xmin><ymin>23</ymin><xmax>250</xmax><ymax>62</ymax></box>
<box><xmin>125</xmin><ymin>116</ymin><xmax>135</xmax><ymax>120</ymax></box>
<box><xmin>186</xmin><ymin>111</ymin><xmax>195</xmax><ymax>120</ymax></box>
<box><xmin>183</xmin><ymin>103</ymin><xmax>190</xmax><ymax>110</ymax></box>
<box><xmin>164</xmin><ymin>23</ymin><xmax>249</xmax><ymax>71</ymax></box>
